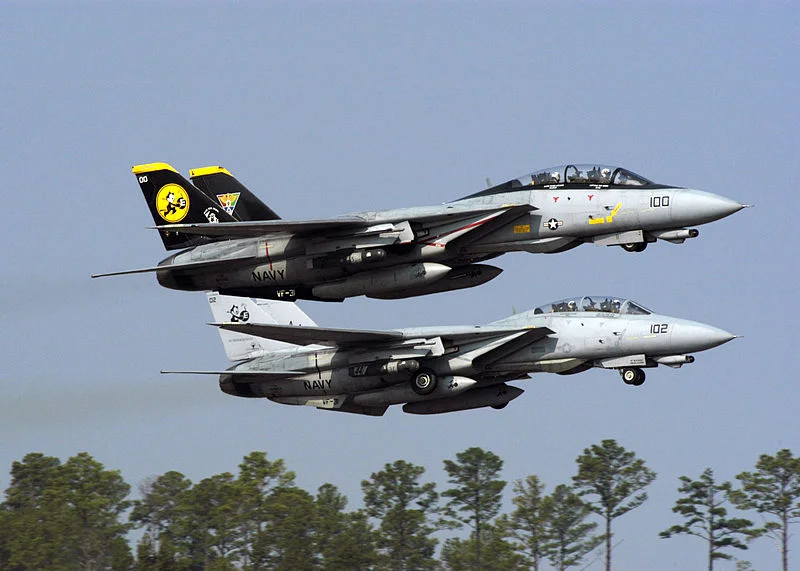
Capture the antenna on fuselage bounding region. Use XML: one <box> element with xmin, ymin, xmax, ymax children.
<box><xmin>485</xmin><ymin>177</ymin><xmax>492</xmax><ymax>188</ymax></box>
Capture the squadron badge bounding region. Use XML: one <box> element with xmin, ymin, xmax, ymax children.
<box><xmin>155</xmin><ymin>184</ymin><xmax>190</xmax><ymax>223</ymax></box>
<box><xmin>217</xmin><ymin>192</ymin><xmax>241</xmax><ymax>215</ymax></box>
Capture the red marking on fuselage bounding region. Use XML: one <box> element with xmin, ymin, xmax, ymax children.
<box><xmin>553</xmin><ymin>196</ymin><xmax>559</xmax><ymax>203</ymax></box>
<box><xmin>588</xmin><ymin>194</ymin><xmax>594</xmax><ymax>201</ymax></box>
<box><xmin>419</xmin><ymin>216</ymin><xmax>495</xmax><ymax>248</ymax></box>
<box><xmin>265</xmin><ymin>242</ymin><xmax>273</xmax><ymax>269</ymax></box>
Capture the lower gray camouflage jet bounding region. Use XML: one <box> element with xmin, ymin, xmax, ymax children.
<box><xmin>165</xmin><ymin>293</ymin><xmax>738</xmax><ymax>416</ymax></box>
<box><xmin>93</xmin><ymin>162</ymin><xmax>747</xmax><ymax>302</ymax></box>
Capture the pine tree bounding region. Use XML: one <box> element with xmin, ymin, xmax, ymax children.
<box><xmin>572</xmin><ymin>439</ymin><xmax>655</xmax><ymax>571</ymax></box>
<box><xmin>660</xmin><ymin>468</ymin><xmax>759</xmax><ymax>571</ymax></box>
<box><xmin>732</xmin><ymin>449</ymin><xmax>800</xmax><ymax>571</ymax></box>
<box><xmin>361</xmin><ymin>459</ymin><xmax>439</xmax><ymax>569</ymax></box>
<box><xmin>442</xmin><ymin>447</ymin><xmax>506</xmax><ymax>568</ymax></box>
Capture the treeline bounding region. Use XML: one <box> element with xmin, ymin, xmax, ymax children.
<box><xmin>1</xmin><ymin>441</ymin><xmax>799</xmax><ymax>571</ymax></box>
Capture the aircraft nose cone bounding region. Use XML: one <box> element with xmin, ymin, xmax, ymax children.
<box><xmin>671</xmin><ymin>321</ymin><xmax>737</xmax><ymax>353</ymax></box>
<box><xmin>674</xmin><ymin>190</ymin><xmax>745</xmax><ymax>225</ymax></box>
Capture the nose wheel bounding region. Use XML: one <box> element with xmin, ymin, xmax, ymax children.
<box><xmin>620</xmin><ymin>367</ymin><xmax>645</xmax><ymax>386</ymax></box>
<box><xmin>411</xmin><ymin>369</ymin><xmax>438</xmax><ymax>395</ymax></box>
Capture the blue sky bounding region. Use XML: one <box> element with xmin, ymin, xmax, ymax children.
<box><xmin>2</xmin><ymin>2</ymin><xmax>798</xmax><ymax>568</ymax></box>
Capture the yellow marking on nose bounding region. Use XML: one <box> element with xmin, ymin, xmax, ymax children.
<box><xmin>588</xmin><ymin>202</ymin><xmax>623</xmax><ymax>224</ymax></box>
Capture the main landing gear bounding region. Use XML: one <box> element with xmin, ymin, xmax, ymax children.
<box><xmin>620</xmin><ymin>367</ymin><xmax>646</xmax><ymax>386</ymax></box>
<box><xmin>621</xmin><ymin>242</ymin><xmax>647</xmax><ymax>253</ymax></box>
<box><xmin>411</xmin><ymin>369</ymin><xmax>438</xmax><ymax>395</ymax></box>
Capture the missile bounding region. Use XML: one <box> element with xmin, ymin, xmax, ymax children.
<box><xmin>649</xmin><ymin>228</ymin><xmax>699</xmax><ymax>243</ymax></box>
<box><xmin>655</xmin><ymin>354</ymin><xmax>695</xmax><ymax>368</ymax></box>
<box><xmin>402</xmin><ymin>384</ymin><xmax>524</xmax><ymax>415</ymax></box>
<box><xmin>311</xmin><ymin>262</ymin><xmax>451</xmax><ymax>299</ymax></box>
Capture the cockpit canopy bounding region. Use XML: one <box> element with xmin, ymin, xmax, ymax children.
<box><xmin>533</xmin><ymin>296</ymin><xmax>652</xmax><ymax>315</ymax></box>
<box><xmin>458</xmin><ymin>164</ymin><xmax>658</xmax><ymax>200</ymax></box>
<box><xmin>520</xmin><ymin>165</ymin><xmax>652</xmax><ymax>187</ymax></box>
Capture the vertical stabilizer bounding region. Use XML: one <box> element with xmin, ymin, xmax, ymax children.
<box><xmin>207</xmin><ymin>292</ymin><xmax>317</xmax><ymax>361</ymax></box>
<box><xmin>190</xmin><ymin>166</ymin><xmax>281</xmax><ymax>221</ymax></box>
<box><xmin>133</xmin><ymin>163</ymin><xmax>238</xmax><ymax>250</ymax></box>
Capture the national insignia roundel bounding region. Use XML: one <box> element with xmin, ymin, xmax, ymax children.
<box><xmin>156</xmin><ymin>184</ymin><xmax>190</xmax><ymax>223</ymax></box>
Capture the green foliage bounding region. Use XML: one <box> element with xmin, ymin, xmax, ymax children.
<box><xmin>572</xmin><ymin>439</ymin><xmax>656</xmax><ymax>571</ymax></box>
<box><xmin>442</xmin><ymin>447</ymin><xmax>506</xmax><ymax>568</ymax></box>
<box><xmin>314</xmin><ymin>483</ymin><xmax>377</xmax><ymax>570</ymax></box>
<box><xmin>440</xmin><ymin>521</ymin><xmax>524</xmax><ymax>570</ymax></box>
<box><xmin>732</xmin><ymin>449</ymin><xmax>800</xmax><ymax>571</ymax></box>
<box><xmin>2</xmin><ymin>452</ymin><xmax>132</xmax><ymax>571</ymax></box>
<box><xmin>3</xmin><ymin>445</ymin><xmax>796</xmax><ymax>570</ymax></box>
<box><xmin>541</xmin><ymin>484</ymin><xmax>602</xmax><ymax>571</ymax></box>
<box><xmin>361</xmin><ymin>459</ymin><xmax>439</xmax><ymax>570</ymax></box>
<box><xmin>507</xmin><ymin>475</ymin><xmax>548</xmax><ymax>570</ymax></box>
<box><xmin>187</xmin><ymin>472</ymin><xmax>242</xmax><ymax>565</ymax></box>
<box><xmin>660</xmin><ymin>468</ymin><xmax>759</xmax><ymax>570</ymax></box>
<box><xmin>253</xmin><ymin>486</ymin><xmax>316</xmax><ymax>570</ymax></box>
<box><xmin>235</xmin><ymin>451</ymin><xmax>296</xmax><ymax>569</ymax></box>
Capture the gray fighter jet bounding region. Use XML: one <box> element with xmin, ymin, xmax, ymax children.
<box><xmin>94</xmin><ymin>163</ymin><xmax>746</xmax><ymax>301</ymax></box>
<box><xmin>167</xmin><ymin>293</ymin><xmax>737</xmax><ymax>416</ymax></box>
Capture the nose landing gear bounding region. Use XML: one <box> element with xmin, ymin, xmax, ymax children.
<box><xmin>620</xmin><ymin>367</ymin><xmax>646</xmax><ymax>386</ymax></box>
<box><xmin>621</xmin><ymin>242</ymin><xmax>647</xmax><ymax>253</ymax></box>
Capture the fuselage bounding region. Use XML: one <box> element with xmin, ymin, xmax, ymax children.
<box><xmin>157</xmin><ymin>166</ymin><xmax>744</xmax><ymax>302</ymax></box>
<box><xmin>220</xmin><ymin>299</ymin><xmax>735</xmax><ymax>405</ymax></box>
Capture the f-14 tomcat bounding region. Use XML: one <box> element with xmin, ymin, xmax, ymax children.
<box><xmin>94</xmin><ymin>162</ymin><xmax>746</xmax><ymax>302</ymax></box>
<box><xmin>170</xmin><ymin>293</ymin><xmax>737</xmax><ymax>416</ymax></box>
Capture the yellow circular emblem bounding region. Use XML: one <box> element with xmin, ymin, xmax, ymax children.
<box><xmin>155</xmin><ymin>184</ymin><xmax>190</xmax><ymax>223</ymax></box>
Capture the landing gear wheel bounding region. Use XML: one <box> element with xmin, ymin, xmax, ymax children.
<box><xmin>621</xmin><ymin>242</ymin><xmax>647</xmax><ymax>253</ymax></box>
<box><xmin>621</xmin><ymin>367</ymin><xmax>646</xmax><ymax>386</ymax></box>
<box><xmin>619</xmin><ymin>367</ymin><xmax>644</xmax><ymax>386</ymax></box>
<box><xmin>411</xmin><ymin>369</ymin><xmax>438</xmax><ymax>395</ymax></box>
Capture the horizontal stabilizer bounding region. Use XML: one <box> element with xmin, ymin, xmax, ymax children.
<box><xmin>213</xmin><ymin>322</ymin><xmax>404</xmax><ymax>347</ymax></box>
<box><xmin>152</xmin><ymin>217</ymin><xmax>369</xmax><ymax>238</ymax></box>
<box><xmin>472</xmin><ymin>327</ymin><xmax>554</xmax><ymax>369</ymax></box>
<box><xmin>161</xmin><ymin>370</ymin><xmax>303</xmax><ymax>379</ymax></box>
<box><xmin>92</xmin><ymin>255</ymin><xmax>254</xmax><ymax>278</ymax></box>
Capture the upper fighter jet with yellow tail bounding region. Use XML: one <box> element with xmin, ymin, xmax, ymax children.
<box><xmin>93</xmin><ymin>163</ymin><xmax>747</xmax><ymax>301</ymax></box>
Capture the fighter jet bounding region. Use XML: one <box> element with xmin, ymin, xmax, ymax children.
<box><xmin>166</xmin><ymin>293</ymin><xmax>738</xmax><ymax>416</ymax></box>
<box><xmin>93</xmin><ymin>162</ymin><xmax>746</xmax><ymax>302</ymax></box>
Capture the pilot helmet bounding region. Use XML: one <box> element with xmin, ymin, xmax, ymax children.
<box><xmin>551</xmin><ymin>171</ymin><xmax>560</xmax><ymax>182</ymax></box>
<box><xmin>601</xmin><ymin>168</ymin><xmax>610</xmax><ymax>178</ymax></box>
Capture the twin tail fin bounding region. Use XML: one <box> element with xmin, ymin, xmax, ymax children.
<box><xmin>207</xmin><ymin>292</ymin><xmax>317</xmax><ymax>361</ymax></box>
<box><xmin>189</xmin><ymin>166</ymin><xmax>281</xmax><ymax>222</ymax></box>
<box><xmin>133</xmin><ymin>163</ymin><xmax>238</xmax><ymax>250</ymax></box>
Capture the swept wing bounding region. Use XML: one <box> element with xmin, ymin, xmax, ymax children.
<box><xmin>92</xmin><ymin>255</ymin><xmax>254</xmax><ymax>278</ymax></box>
<box><xmin>214</xmin><ymin>322</ymin><xmax>553</xmax><ymax>349</ymax></box>
<box><xmin>152</xmin><ymin>204</ymin><xmax>535</xmax><ymax>240</ymax></box>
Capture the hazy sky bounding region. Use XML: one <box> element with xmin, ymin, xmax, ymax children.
<box><xmin>2</xmin><ymin>2</ymin><xmax>798</xmax><ymax>568</ymax></box>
